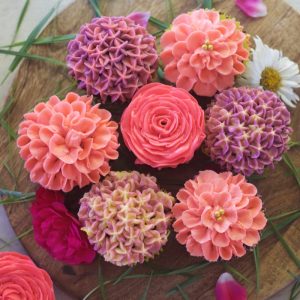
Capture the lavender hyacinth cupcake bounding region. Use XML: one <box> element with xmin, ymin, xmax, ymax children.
<box><xmin>66</xmin><ymin>15</ymin><xmax>158</xmax><ymax>103</ymax></box>
<box><xmin>205</xmin><ymin>87</ymin><xmax>292</xmax><ymax>176</ymax></box>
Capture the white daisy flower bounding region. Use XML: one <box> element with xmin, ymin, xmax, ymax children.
<box><xmin>238</xmin><ymin>36</ymin><xmax>300</xmax><ymax>108</ymax></box>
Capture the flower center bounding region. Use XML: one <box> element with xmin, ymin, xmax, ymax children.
<box><xmin>202</xmin><ymin>40</ymin><xmax>214</xmax><ymax>51</ymax></box>
<box><xmin>214</xmin><ymin>209</ymin><xmax>225</xmax><ymax>221</ymax></box>
<box><xmin>260</xmin><ymin>67</ymin><xmax>282</xmax><ymax>92</ymax></box>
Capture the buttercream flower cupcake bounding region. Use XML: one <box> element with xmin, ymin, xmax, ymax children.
<box><xmin>173</xmin><ymin>170</ymin><xmax>267</xmax><ymax>261</ymax></box>
<box><xmin>78</xmin><ymin>171</ymin><xmax>175</xmax><ymax>266</ymax></box>
<box><xmin>121</xmin><ymin>83</ymin><xmax>206</xmax><ymax>168</ymax></box>
<box><xmin>17</xmin><ymin>92</ymin><xmax>119</xmax><ymax>192</ymax></box>
<box><xmin>160</xmin><ymin>9</ymin><xmax>249</xmax><ymax>96</ymax></box>
<box><xmin>0</xmin><ymin>252</ymin><xmax>55</xmax><ymax>299</ymax></box>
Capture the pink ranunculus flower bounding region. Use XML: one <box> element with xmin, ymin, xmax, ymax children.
<box><xmin>172</xmin><ymin>170</ymin><xmax>267</xmax><ymax>262</ymax></box>
<box><xmin>235</xmin><ymin>0</ymin><xmax>267</xmax><ymax>18</ymax></box>
<box><xmin>215</xmin><ymin>272</ymin><xmax>247</xmax><ymax>300</ymax></box>
<box><xmin>120</xmin><ymin>83</ymin><xmax>206</xmax><ymax>169</ymax></box>
<box><xmin>30</xmin><ymin>187</ymin><xmax>96</xmax><ymax>265</ymax></box>
<box><xmin>160</xmin><ymin>9</ymin><xmax>250</xmax><ymax>97</ymax></box>
<box><xmin>17</xmin><ymin>92</ymin><xmax>119</xmax><ymax>192</ymax></box>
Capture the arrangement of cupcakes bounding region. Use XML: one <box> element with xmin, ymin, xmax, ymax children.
<box><xmin>15</xmin><ymin>2</ymin><xmax>300</xmax><ymax>287</ymax></box>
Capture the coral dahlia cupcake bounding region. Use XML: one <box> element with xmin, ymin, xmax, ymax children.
<box><xmin>173</xmin><ymin>170</ymin><xmax>267</xmax><ymax>261</ymax></box>
<box><xmin>160</xmin><ymin>9</ymin><xmax>249</xmax><ymax>96</ymax></box>
<box><xmin>67</xmin><ymin>15</ymin><xmax>158</xmax><ymax>103</ymax></box>
<box><xmin>78</xmin><ymin>171</ymin><xmax>175</xmax><ymax>266</ymax></box>
<box><xmin>121</xmin><ymin>83</ymin><xmax>206</xmax><ymax>168</ymax></box>
<box><xmin>17</xmin><ymin>92</ymin><xmax>119</xmax><ymax>192</ymax></box>
<box><xmin>205</xmin><ymin>87</ymin><xmax>292</xmax><ymax>176</ymax></box>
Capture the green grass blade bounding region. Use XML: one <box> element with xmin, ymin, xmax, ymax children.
<box><xmin>290</xmin><ymin>279</ymin><xmax>300</xmax><ymax>300</ymax></box>
<box><xmin>203</xmin><ymin>0</ymin><xmax>213</xmax><ymax>8</ymax></box>
<box><xmin>166</xmin><ymin>274</ymin><xmax>202</xmax><ymax>297</ymax></box>
<box><xmin>268</xmin><ymin>210</ymin><xmax>300</xmax><ymax>222</ymax></box>
<box><xmin>3</xmin><ymin>162</ymin><xmax>16</xmax><ymax>182</ymax></box>
<box><xmin>0</xmin><ymin>49</ymin><xmax>65</xmax><ymax>67</ymax></box>
<box><xmin>269</xmin><ymin>221</ymin><xmax>300</xmax><ymax>268</ymax></box>
<box><xmin>98</xmin><ymin>262</ymin><xmax>106</xmax><ymax>300</ymax></box>
<box><xmin>225</xmin><ymin>264</ymin><xmax>251</xmax><ymax>284</ymax></box>
<box><xmin>288</xmin><ymin>140</ymin><xmax>300</xmax><ymax>148</ymax></box>
<box><xmin>0</xmin><ymin>227</ymin><xmax>33</xmax><ymax>250</ymax></box>
<box><xmin>0</xmin><ymin>95</ymin><xmax>15</xmax><ymax>118</ymax></box>
<box><xmin>140</xmin><ymin>271</ymin><xmax>153</xmax><ymax>300</ymax></box>
<box><xmin>176</xmin><ymin>284</ymin><xmax>190</xmax><ymax>300</ymax></box>
<box><xmin>10</xmin><ymin>0</ymin><xmax>30</xmax><ymax>49</ymax></box>
<box><xmin>0</xmin><ymin>119</ymin><xmax>17</xmax><ymax>140</ymax></box>
<box><xmin>89</xmin><ymin>0</ymin><xmax>101</xmax><ymax>17</ymax></box>
<box><xmin>113</xmin><ymin>267</ymin><xmax>133</xmax><ymax>285</ymax></box>
<box><xmin>0</xmin><ymin>189</ymin><xmax>22</xmax><ymax>198</ymax></box>
<box><xmin>165</xmin><ymin>0</ymin><xmax>174</xmax><ymax>21</ymax></box>
<box><xmin>253</xmin><ymin>246</ymin><xmax>260</xmax><ymax>292</ymax></box>
<box><xmin>149</xmin><ymin>16</ymin><xmax>169</xmax><ymax>30</ymax></box>
<box><xmin>283</xmin><ymin>153</ymin><xmax>300</xmax><ymax>187</ymax></box>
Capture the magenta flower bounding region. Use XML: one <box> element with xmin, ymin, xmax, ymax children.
<box><xmin>127</xmin><ymin>11</ymin><xmax>150</xmax><ymax>28</ymax></box>
<box><xmin>235</xmin><ymin>0</ymin><xmax>267</xmax><ymax>18</ymax></box>
<box><xmin>215</xmin><ymin>273</ymin><xmax>247</xmax><ymax>300</ymax></box>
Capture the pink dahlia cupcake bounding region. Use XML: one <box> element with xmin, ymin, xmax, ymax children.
<box><xmin>78</xmin><ymin>171</ymin><xmax>175</xmax><ymax>266</ymax></box>
<box><xmin>17</xmin><ymin>92</ymin><xmax>119</xmax><ymax>192</ymax></box>
<box><xmin>121</xmin><ymin>83</ymin><xmax>206</xmax><ymax>168</ymax></box>
<box><xmin>160</xmin><ymin>9</ymin><xmax>249</xmax><ymax>96</ymax></box>
<box><xmin>205</xmin><ymin>87</ymin><xmax>292</xmax><ymax>176</ymax></box>
<box><xmin>67</xmin><ymin>15</ymin><xmax>158</xmax><ymax>103</ymax></box>
<box><xmin>173</xmin><ymin>170</ymin><xmax>267</xmax><ymax>261</ymax></box>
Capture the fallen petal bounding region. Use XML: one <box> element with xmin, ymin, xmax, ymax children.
<box><xmin>235</xmin><ymin>0</ymin><xmax>267</xmax><ymax>18</ymax></box>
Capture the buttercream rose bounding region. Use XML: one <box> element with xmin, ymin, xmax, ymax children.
<box><xmin>121</xmin><ymin>83</ymin><xmax>206</xmax><ymax>168</ymax></box>
<box><xmin>30</xmin><ymin>187</ymin><xmax>96</xmax><ymax>265</ymax></box>
<box><xmin>0</xmin><ymin>252</ymin><xmax>55</xmax><ymax>300</ymax></box>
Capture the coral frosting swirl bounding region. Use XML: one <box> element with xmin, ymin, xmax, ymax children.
<box><xmin>0</xmin><ymin>252</ymin><xmax>55</xmax><ymax>300</ymax></box>
<box><xmin>78</xmin><ymin>171</ymin><xmax>175</xmax><ymax>266</ymax></box>
<box><xmin>121</xmin><ymin>83</ymin><xmax>206</xmax><ymax>168</ymax></box>
<box><xmin>67</xmin><ymin>16</ymin><xmax>158</xmax><ymax>103</ymax></box>
<box><xmin>17</xmin><ymin>92</ymin><xmax>119</xmax><ymax>192</ymax></box>
<box><xmin>160</xmin><ymin>9</ymin><xmax>249</xmax><ymax>96</ymax></box>
<box><xmin>172</xmin><ymin>170</ymin><xmax>267</xmax><ymax>261</ymax></box>
<box><xmin>205</xmin><ymin>87</ymin><xmax>292</xmax><ymax>176</ymax></box>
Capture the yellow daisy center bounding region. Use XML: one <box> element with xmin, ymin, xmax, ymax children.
<box><xmin>260</xmin><ymin>67</ymin><xmax>282</xmax><ymax>92</ymax></box>
<box><xmin>214</xmin><ymin>208</ymin><xmax>225</xmax><ymax>221</ymax></box>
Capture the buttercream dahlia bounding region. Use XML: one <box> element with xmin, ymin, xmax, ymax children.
<box><xmin>67</xmin><ymin>16</ymin><xmax>158</xmax><ymax>103</ymax></box>
<box><xmin>78</xmin><ymin>171</ymin><xmax>175</xmax><ymax>266</ymax></box>
<box><xmin>121</xmin><ymin>83</ymin><xmax>206</xmax><ymax>168</ymax></box>
<box><xmin>17</xmin><ymin>92</ymin><xmax>119</xmax><ymax>192</ymax></box>
<box><xmin>173</xmin><ymin>170</ymin><xmax>267</xmax><ymax>261</ymax></box>
<box><xmin>160</xmin><ymin>9</ymin><xmax>249</xmax><ymax>96</ymax></box>
<box><xmin>205</xmin><ymin>87</ymin><xmax>292</xmax><ymax>176</ymax></box>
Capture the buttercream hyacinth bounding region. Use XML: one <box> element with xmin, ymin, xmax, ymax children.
<box><xmin>78</xmin><ymin>171</ymin><xmax>174</xmax><ymax>266</ymax></box>
<box><xmin>205</xmin><ymin>87</ymin><xmax>292</xmax><ymax>176</ymax></box>
<box><xmin>172</xmin><ymin>170</ymin><xmax>267</xmax><ymax>262</ymax></box>
<box><xmin>160</xmin><ymin>9</ymin><xmax>249</xmax><ymax>97</ymax></box>
<box><xmin>17</xmin><ymin>92</ymin><xmax>119</xmax><ymax>192</ymax></box>
<box><xmin>67</xmin><ymin>16</ymin><xmax>158</xmax><ymax>103</ymax></box>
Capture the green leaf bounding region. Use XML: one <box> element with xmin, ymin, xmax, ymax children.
<box><xmin>140</xmin><ymin>271</ymin><xmax>153</xmax><ymax>300</ymax></box>
<box><xmin>283</xmin><ymin>153</ymin><xmax>300</xmax><ymax>187</ymax></box>
<box><xmin>98</xmin><ymin>262</ymin><xmax>106</xmax><ymax>300</ymax></box>
<box><xmin>224</xmin><ymin>264</ymin><xmax>251</xmax><ymax>284</ymax></box>
<box><xmin>269</xmin><ymin>220</ymin><xmax>300</xmax><ymax>268</ymax></box>
<box><xmin>158</xmin><ymin>67</ymin><xmax>165</xmax><ymax>81</ymax></box>
<box><xmin>0</xmin><ymin>49</ymin><xmax>66</xmax><ymax>67</ymax></box>
<box><xmin>10</xmin><ymin>0</ymin><xmax>30</xmax><ymax>49</ymax></box>
<box><xmin>5</xmin><ymin>4</ymin><xmax>57</xmax><ymax>80</ymax></box>
<box><xmin>203</xmin><ymin>0</ymin><xmax>213</xmax><ymax>9</ymax></box>
<box><xmin>1</xmin><ymin>34</ymin><xmax>75</xmax><ymax>48</ymax></box>
<box><xmin>176</xmin><ymin>284</ymin><xmax>190</xmax><ymax>300</ymax></box>
<box><xmin>166</xmin><ymin>274</ymin><xmax>202</xmax><ymax>297</ymax></box>
<box><xmin>89</xmin><ymin>0</ymin><xmax>101</xmax><ymax>17</ymax></box>
<box><xmin>253</xmin><ymin>246</ymin><xmax>260</xmax><ymax>292</ymax></box>
<box><xmin>0</xmin><ymin>227</ymin><xmax>33</xmax><ymax>250</ymax></box>
<box><xmin>113</xmin><ymin>267</ymin><xmax>133</xmax><ymax>285</ymax></box>
<box><xmin>149</xmin><ymin>16</ymin><xmax>169</xmax><ymax>30</ymax></box>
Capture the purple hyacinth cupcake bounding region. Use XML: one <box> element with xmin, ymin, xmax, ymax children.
<box><xmin>205</xmin><ymin>87</ymin><xmax>292</xmax><ymax>176</ymax></box>
<box><xmin>66</xmin><ymin>16</ymin><xmax>158</xmax><ymax>103</ymax></box>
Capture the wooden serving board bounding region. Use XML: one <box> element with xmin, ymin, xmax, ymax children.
<box><xmin>1</xmin><ymin>0</ymin><xmax>300</xmax><ymax>299</ymax></box>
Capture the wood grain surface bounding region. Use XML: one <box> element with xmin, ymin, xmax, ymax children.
<box><xmin>0</xmin><ymin>0</ymin><xmax>300</xmax><ymax>299</ymax></box>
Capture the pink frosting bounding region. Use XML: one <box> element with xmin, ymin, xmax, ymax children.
<box><xmin>172</xmin><ymin>170</ymin><xmax>267</xmax><ymax>262</ymax></box>
<box><xmin>121</xmin><ymin>83</ymin><xmax>206</xmax><ymax>168</ymax></box>
<box><xmin>160</xmin><ymin>9</ymin><xmax>249</xmax><ymax>96</ymax></box>
<box><xmin>17</xmin><ymin>92</ymin><xmax>119</xmax><ymax>192</ymax></box>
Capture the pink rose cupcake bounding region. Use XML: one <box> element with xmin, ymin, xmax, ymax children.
<box><xmin>173</xmin><ymin>170</ymin><xmax>267</xmax><ymax>261</ymax></box>
<box><xmin>121</xmin><ymin>83</ymin><xmax>206</xmax><ymax>168</ymax></box>
<box><xmin>160</xmin><ymin>9</ymin><xmax>249</xmax><ymax>96</ymax></box>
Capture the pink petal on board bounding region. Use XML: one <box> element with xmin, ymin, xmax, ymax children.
<box><xmin>127</xmin><ymin>11</ymin><xmax>151</xmax><ymax>28</ymax></box>
<box><xmin>235</xmin><ymin>0</ymin><xmax>267</xmax><ymax>18</ymax></box>
<box><xmin>215</xmin><ymin>272</ymin><xmax>247</xmax><ymax>300</ymax></box>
